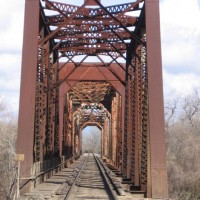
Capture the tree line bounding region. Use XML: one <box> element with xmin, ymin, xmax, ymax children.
<box><xmin>0</xmin><ymin>100</ymin><xmax>17</xmax><ymax>199</ymax></box>
<box><xmin>165</xmin><ymin>89</ymin><xmax>200</xmax><ymax>199</ymax></box>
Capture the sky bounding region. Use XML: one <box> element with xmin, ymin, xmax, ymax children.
<box><xmin>0</xmin><ymin>0</ymin><xmax>200</xmax><ymax>114</ymax></box>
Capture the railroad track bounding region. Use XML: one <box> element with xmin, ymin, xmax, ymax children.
<box><xmin>65</xmin><ymin>154</ymin><xmax>118</xmax><ymax>200</ymax></box>
<box><xmin>21</xmin><ymin>154</ymin><xmax>124</xmax><ymax>200</ymax></box>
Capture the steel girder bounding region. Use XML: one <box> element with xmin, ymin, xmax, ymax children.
<box><xmin>17</xmin><ymin>0</ymin><xmax>168</xmax><ymax>198</ymax></box>
<box><xmin>62</xmin><ymin>81</ymin><xmax>122</xmax><ymax>164</ymax></box>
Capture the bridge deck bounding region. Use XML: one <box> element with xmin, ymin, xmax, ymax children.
<box><xmin>20</xmin><ymin>155</ymin><xmax>148</xmax><ymax>200</ymax></box>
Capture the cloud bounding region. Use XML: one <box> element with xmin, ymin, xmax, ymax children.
<box><xmin>0</xmin><ymin>53</ymin><xmax>21</xmax><ymax>114</ymax></box>
<box><xmin>0</xmin><ymin>1</ymin><xmax>24</xmax><ymax>114</ymax></box>
<box><xmin>0</xmin><ymin>1</ymin><xmax>24</xmax><ymax>54</ymax></box>
<box><xmin>163</xmin><ymin>70</ymin><xmax>200</xmax><ymax>101</ymax></box>
<box><xmin>160</xmin><ymin>0</ymin><xmax>200</xmax><ymax>73</ymax></box>
<box><xmin>0</xmin><ymin>0</ymin><xmax>200</xmax><ymax>114</ymax></box>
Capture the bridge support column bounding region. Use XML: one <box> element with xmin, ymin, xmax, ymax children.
<box><xmin>17</xmin><ymin>0</ymin><xmax>40</xmax><ymax>193</ymax></box>
<box><xmin>102</xmin><ymin>118</ymin><xmax>108</xmax><ymax>158</ymax></box>
<box><xmin>145</xmin><ymin>0</ymin><xmax>168</xmax><ymax>198</ymax></box>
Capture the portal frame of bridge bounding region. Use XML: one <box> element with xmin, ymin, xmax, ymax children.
<box><xmin>17</xmin><ymin>0</ymin><xmax>168</xmax><ymax>198</ymax></box>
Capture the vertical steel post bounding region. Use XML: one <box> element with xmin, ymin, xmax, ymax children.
<box><xmin>17</xmin><ymin>0</ymin><xmax>40</xmax><ymax>188</ymax></box>
<box><xmin>145</xmin><ymin>0</ymin><xmax>168</xmax><ymax>198</ymax></box>
<box><xmin>103</xmin><ymin>118</ymin><xmax>107</xmax><ymax>158</ymax></box>
<box><xmin>116</xmin><ymin>95</ymin><xmax>122</xmax><ymax>169</ymax></box>
<box><xmin>59</xmin><ymin>83</ymin><xmax>70</xmax><ymax>156</ymax></box>
<box><xmin>133</xmin><ymin>51</ymin><xmax>140</xmax><ymax>186</ymax></box>
<box><xmin>111</xmin><ymin>96</ymin><xmax>118</xmax><ymax>165</ymax></box>
<box><xmin>121</xmin><ymin>91</ymin><xmax>125</xmax><ymax>174</ymax></box>
<box><xmin>127</xmin><ymin>71</ymin><xmax>132</xmax><ymax>179</ymax></box>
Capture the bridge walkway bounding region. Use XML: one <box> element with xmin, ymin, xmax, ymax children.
<box><xmin>21</xmin><ymin>155</ymin><xmax>146</xmax><ymax>200</ymax></box>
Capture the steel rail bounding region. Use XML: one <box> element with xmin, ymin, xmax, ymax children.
<box><xmin>64</xmin><ymin>156</ymin><xmax>88</xmax><ymax>200</ymax></box>
<box><xmin>94</xmin><ymin>154</ymin><xmax>119</xmax><ymax>200</ymax></box>
<box><xmin>95</xmin><ymin>156</ymin><xmax>125</xmax><ymax>196</ymax></box>
<box><xmin>64</xmin><ymin>154</ymin><xmax>119</xmax><ymax>200</ymax></box>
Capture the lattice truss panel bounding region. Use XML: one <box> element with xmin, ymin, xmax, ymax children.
<box><xmin>71</xmin><ymin>101</ymin><xmax>113</xmax><ymax>158</ymax></box>
<box><xmin>39</xmin><ymin>0</ymin><xmax>145</xmax><ymax>61</ymax></box>
<box><xmin>60</xmin><ymin>78</ymin><xmax>121</xmax><ymax>164</ymax></box>
<box><xmin>35</xmin><ymin>28</ymin><xmax>60</xmax><ymax>162</ymax></box>
<box><xmin>123</xmin><ymin>34</ymin><xmax>149</xmax><ymax>190</ymax></box>
<box><xmin>74</xmin><ymin>103</ymin><xmax>109</xmax><ymax>127</ymax></box>
<box><xmin>35</xmin><ymin>0</ymin><xmax>148</xmax><ymax>189</ymax></box>
<box><xmin>70</xmin><ymin>81</ymin><xmax>111</xmax><ymax>103</ymax></box>
<box><xmin>69</xmin><ymin>81</ymin><xmax>112</xmax><ymax>128</ymax></box>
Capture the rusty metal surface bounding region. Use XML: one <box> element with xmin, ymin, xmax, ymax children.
<box><xmin>65</xmin><ymin>81</ymin><xmax>122</xmax><ymax>160</ymax></box>
<box><xmin>145</xmin><ymin>0</ymin><xmax>168</xmax><ymax>198</ymax></box>
<box><xmin>70</xmin><ymin>82</ymin><xmax>111</xmax><ymax>103</ymax></box>
<box><xmin>17</xmin><ymin>0</ymin><xmax>40</xmax><ymax>186</ymax></box>
<box><xmin>17</xmin><ymin>0</ymin><xmax>168</xmax><ymax>198</ymax></box>
<box><xmin>34</xmin><ymin>31</ymin><xmax>47</xmax><ymax>162</ymax></box>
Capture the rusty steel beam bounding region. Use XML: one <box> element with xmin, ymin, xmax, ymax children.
<box><xmin>58</xmin><ymin>62</ymin><xmax>125</xmax><ymax>84</ymax></box>
<box><xmin>145</xmin><ymin>0</ymin><xmax>168</xmax><ymax>198</ymax></box>
<box><xmin>133</xmin><ymin>47</ymin><xmax>140</xmax><ymax>186</ymax></box>
<box><xmin>59</xmin><ymin>83</ymin><xmax>70</xmax><ymax>157</ymax></box>
<box><xmin>70</xmin><ymin>82</ymin><xmax>111</xmax><ymax>103</ymax></box>
<box><xmin>85</xmin><ymin>0</ymin><xmax>101</xmax><ymax>6</ymax></box>
<box><xmin>122</xmin><ymin>65</ymin><xmax>131</xmax><ymax>178</ymax></box>
<box><xmin>94</xmin><ymin>0</ymin><xmax>145</xmax><ymax>45</ymax></box>
<box><xmin>52</xmin><ymin>24</ymin><xmax>132</xmax><ymax>38</ymax></box>
<box><xmin>97</xmin><ymin>55</ymin><xmax>125</xmax><ymax>86</ymax></box>
<box><xmin>17</xmin><ymin>0</ymin><xmax>40</xmax><ymax>191</ymax></box>
<box><xmin>39</xmin><ymin>1</ymin><xmax>88</xmax><ymax>46</ymax></box>
<box><xmin>57</xmin><ymin>52</ymin><xmax>90</xmax><ymax>72</ymax></box>
<box><xmin>46</xmin><ymin>1</ymin><xmax>141</xmax><ymax>16</ymax></box>
<box><xmin>54</xmin><ymin>30</ymin><xmax>130</xmax><ymax>40</ymax></box>
<box><xmin>46</xmin><ymin>15</ymin><xmax>137</xmax><ymax>26</ymax></box>
<box><xmin>116</xmin><ymin>94</ymin><xmax>123</xmax><ymax>170</ymax></box>
<box><xmin>58</xmin><ymin>43</ymin><xmax>127</xmax><ymax>54</ymax></box>
<box><xmin>45</xmin><ymin>1</ymin><xmax>80</xmax><ymax>14</ymax></box>
<box><xmin>59</xmin><ymin>55</ymin><xmax>88</xmax><ymax>87</ymax></box>
<box><xmin>34</xmin><ymin>34</ymin><xmax>48</xmax><ymax>162</ymax></box>
<box><xmin>111</xmin><ymin>96</ymin><xmax>117</xmax><ymax>165</ymax></box>
<box><xmin>57</xmin><ymin>40</ymin><xmax>127</xmax><ymax>48</ymax></box>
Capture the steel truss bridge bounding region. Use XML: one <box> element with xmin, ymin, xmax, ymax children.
<box><xmin>17</xmin><ymin>0</ymin><xmax>168</xmax><ymax>198</ymax></box>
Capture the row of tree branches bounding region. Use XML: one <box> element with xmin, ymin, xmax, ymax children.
<box><xmin>165</xmin><ymin>89</ymin><xmax>200</xmax><ymax>200</ymax></box>
<box><xmin>0</xmin><ymin>99</ymin><xmax>18</xmax><ymax>200</ymax></box>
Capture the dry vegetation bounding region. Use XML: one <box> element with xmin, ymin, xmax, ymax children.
<box><xmin>0</xmin><ymin>99</ymin><xmax>17</xmax><ymax>199</ymax></box>
<box><xmin>165</xmin><ymin>90</ymin><xmax>200</xmax><ymax>199</ymax></box>
<box><xmin>82</xmin><ymin>129</ymin><xmax>101</xmax><ymax>154</ymax></box>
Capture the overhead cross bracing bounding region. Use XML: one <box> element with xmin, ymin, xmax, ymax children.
<box><xmin>17</xmin><ymin>0</ymin><xmax>168</xmax><ymax>199</ymax></box>
<box><xmin>70</xmin><ymin>81</ymin><xmax>111</xmax><ymax>103</ymax></box>
<box><xmin>39</xmin><ymin>0</ymin><xmax>144</xmax><ymax>61</ymax></box>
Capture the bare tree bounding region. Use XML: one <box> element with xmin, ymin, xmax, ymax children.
<box><xmin>165</xmin><ymin>90</ymin><xmax>200</xmax><ymax>200</ymax></box>
<box><xmin>164</xmin><ymin>97</ymin><xmax>179</xmax><ymax>129</ymax></box>
<box><xmin>82</xmin><ymin>128</ymin><xmax>101</xmax><ymax>154</ymax></box>
<box><xmin>0</xmin><ymin>99</ymin><xmax>17</xmax><ymax>199</ymax></box>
